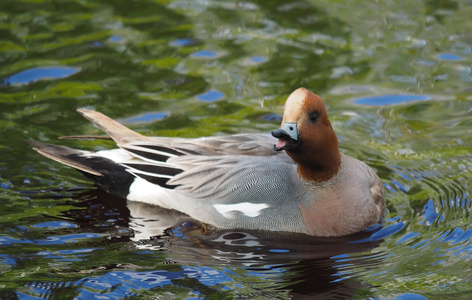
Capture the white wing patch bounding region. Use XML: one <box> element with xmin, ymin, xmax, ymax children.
<box><xmin>213</xmin><ymin>202</ymin><xmax>270</xmax><ymax>219</ymax></box>
<box><xmin>96</xmin><ymin>149</ymin><xmax>133</xmax><ymax>163</ymax></box>
<box><xmin>127</xmin><ymin>177</ymin><xmax>172</xmax><ymax>208</ymax></box>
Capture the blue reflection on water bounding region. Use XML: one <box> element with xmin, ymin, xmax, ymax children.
<box><xmin>394</xmin><ymin>170</ymin><xmax>412</xmax><ymax>181</ymax></box>
<box><xmin>350</xmin><ymin>222</ymin><xmax>406</xmax><ymax>243</ymax></box>
<box><xmin>251</xmin><ymin>56</ymin><xmax>267</xmax><ymax>63</ymax></box>
<box><xmin>109</xmin><ymin>36</ymin><xmax>123</xmax><ymax>42</ymax></box>
<box><xmin>437</xmin><ymin>53</ymin><xmax>463</xmax><ymax>61</ymax></box>
<box><xmin>35</xmin><ymin>233</ymin><xmax>101</xmax><ymax>245</ymax></box>
<box><xmin>72</xmin><ymin>267</ymin><xmax>234</xmax><ymax>298</ymax></box>
<box><xmin>1</xmin><ymin>181</ymin><xmax>13</xmax><ymax>189</ymax></box>
<box><xmin>384</xmin><ymin>183</ymin><xmax>395</xmax><ymax>192</ymax></box>
<box><xmin>260</xmin><ymin>114</ymin><xmax>282</xmax><ymax>121</ymax></box>
<box><xmin>57</xmin><ymin>248</ymin><xmax>98</xmax><ymax>254</ymax></box>
<box><xmin>397</xmin><ymin>293</ymin><xmax>428</xmax><ymax>300</ymax></box>
<box><xmin>0</xmin><ymin>236</ymin><xmax>33</xmax><ymax>246</ymax></box>
<box><xmin>396</xmin><ymin>232</ymin><xmax>421</xmax><ymax>244</ymax></box>
<box><xmin>2</xmin><ymin>66</ymin><xmax>81</xmax><ymax>85</ymax></box>
<box><xmin>354</xmin><ymin>94</ymin><xmax>431</xmax><ymax>105</ymax></box>
<box><xmin>421</xmin><ymin>199</ymin><xmax>444</xmax><ymax>225</ymax></box>
<box><xmin>391</xmin><ymin>179</ymin><xmax>409</xmax><ymax>192</ymax></box>
<box><xmin>170</xmin><ymin>38</ymin><xmax>196</xmax><ymax>46</ymax></box>
<box><xmin>33</xmin><ymin>221</ymin><xmax>78</xmax><ymax>229</ymax></box>
<box><xmin>125</xmin><ymin>112</ymin><xmax>169</xmax><ymax>123</ymax></box>
<box><xmin>443</xmin><ymin>228</ymin><xmax>472</xmax><ymax>244</ymax></box>
<box><xmin>269</xmin><ymin>249</ymin><xmax>290</xmax><ymax>253</ymax></box>
<box><xmin>0</xmin><ymin>254</ymin><xmax>17</xmax><ymax>267</ymax></box>
<box><xmin>197</xmin><ymin>90</ymin><xmax>224</xmax><ymax>102</ymax></box>
<box><xmin>192</xmin><ymin>50</ymin><xmax>217</xmax><ymax>58</ymax></box>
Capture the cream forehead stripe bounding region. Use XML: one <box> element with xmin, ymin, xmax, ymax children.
<box><xmin>213</xmin><ymin>203</ymin><xmax>270</xmax><ymax>219</ymax></box>
<box><xmin>283</xmin><ymin>90</ymin><xmax>307</xmax><ymax>120</ymax></box>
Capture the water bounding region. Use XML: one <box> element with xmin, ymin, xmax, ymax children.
<box><xmin>1</xmin><ymin>0</ymin><xmax>471</xmax><ymax>298</ymax></box>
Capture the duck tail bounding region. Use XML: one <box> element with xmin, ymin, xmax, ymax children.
<box><xmin>26</xmin><ymin>140</ymin><xmax>135</xmax><ymax>198</ymax></box>
<box><xmin>76</xmin><ymin>108</ymin><xmax>150</xmax><ymax>145</ymax></box>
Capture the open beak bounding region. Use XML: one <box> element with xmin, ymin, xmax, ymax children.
<box><xmin>271</xmin><ymin>122</ymin><xmax>300</xmax><ymax>151</ymax></box>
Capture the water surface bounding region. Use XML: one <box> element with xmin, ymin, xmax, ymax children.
<box><xmin>1</xmin><ymin>0</ymin><xmax>471</xmax><ymax>299</ymax></box>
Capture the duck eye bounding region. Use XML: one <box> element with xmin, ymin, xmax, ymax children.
<box><xmin>309</xmin><ymin>111</ymin><xmax>318</xmax><ymax>123</ymax></box>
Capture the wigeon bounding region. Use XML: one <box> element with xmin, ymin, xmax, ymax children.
<box><xmin>29</xmin><ymin>88</ymin><xmax>385</xmax><ymax>236</ymax></box>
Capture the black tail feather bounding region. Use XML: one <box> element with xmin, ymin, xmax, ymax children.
<box><xmin>26</xmin><ymin>140</ymin><xmax>135</xmax><ymax>198</ymax></box>
<box><xmin>74</xmin><ymin>155</ymin><xmax>135</xmax><ymax>198</ymax></box>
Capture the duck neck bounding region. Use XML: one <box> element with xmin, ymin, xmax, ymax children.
<box><xmin>288</xmin><ymin>143</ymin><xmax>342</xmax><ymax>183</ymax></box>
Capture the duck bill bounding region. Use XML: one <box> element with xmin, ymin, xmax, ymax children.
<box><xmin>271</xmin><ymin>122</ymin><xmax>300</xmax><ymax>151</ymax></box>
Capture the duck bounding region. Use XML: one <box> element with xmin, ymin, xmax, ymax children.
<box><xmin>29</xmin><ymin>88</ymin><xmax>385</xmax><ymax>237</ymax></box>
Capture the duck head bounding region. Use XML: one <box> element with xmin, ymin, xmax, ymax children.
<box><xmin>272</xmin><ymin>88</ymin><xmax>342</xmax><ymax>182</ymax></box>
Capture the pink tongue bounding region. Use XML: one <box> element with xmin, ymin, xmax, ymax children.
<box><xmin>276</xmin><ymin>140</ymin><xmax>287</xmax><ymax>149</ymax></box>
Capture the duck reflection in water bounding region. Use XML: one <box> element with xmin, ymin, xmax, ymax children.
<box><xmin>61</xmin><ymin>188</ymin><xmax>385</xmax><ymax>299</ymax></box>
